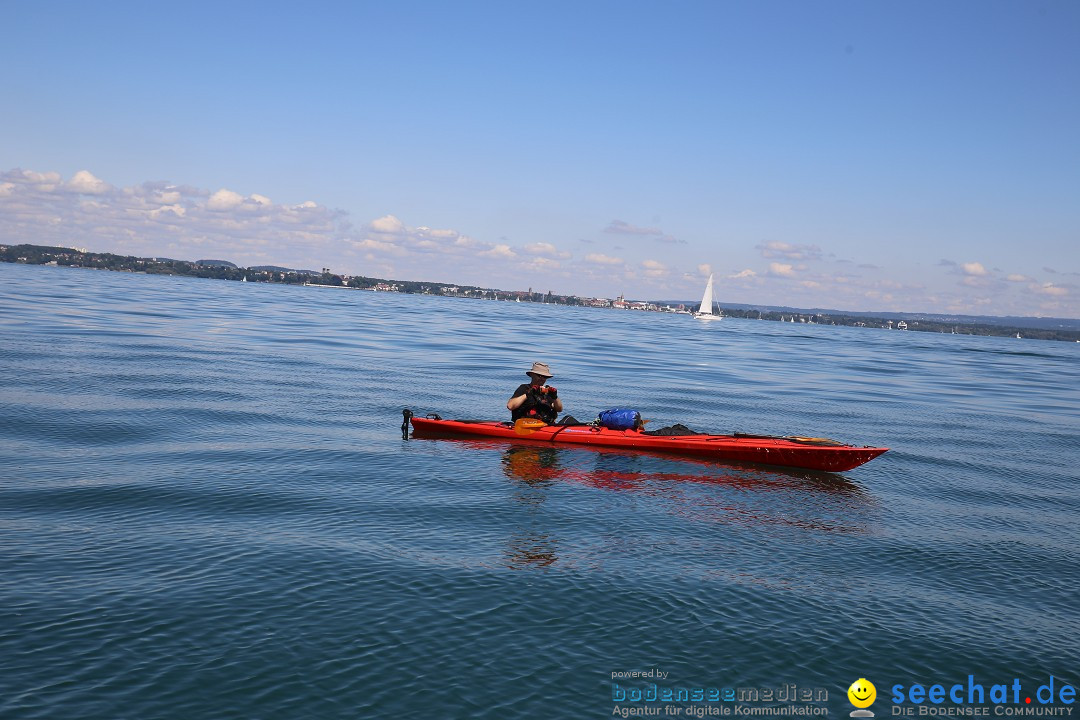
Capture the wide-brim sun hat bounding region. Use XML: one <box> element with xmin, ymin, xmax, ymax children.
<box><xmin>526</xmin><ymin>361</ymin><xmax>553</xmax><ymax>378</ymax></box>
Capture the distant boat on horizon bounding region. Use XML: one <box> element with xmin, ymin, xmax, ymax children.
<box><xmin>693</xmin><ymin>274</ymin><xmax>723</xmax><ymax>322</ymax></box>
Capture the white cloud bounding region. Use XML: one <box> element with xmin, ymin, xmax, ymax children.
<box><xmin>8</xmin><ymin>169</ymin><xmax>62</xmax><ymax>191</ymax></box>
<box><xmin>585</xmin><ymin>253</ymin><xmax>623</xmax><ymax>265</ymax></box>
<box><xmin>521</xmin><ymin>242</ymin><xmax>571</xmax><ymax>259</ymax></box>
<box><xmin>66</xmin><ymin>170</ymin><xmax>110</xmax><ymax>195</ymax></box>
<box><xmin>23</xmin><ymin>170</ymin><xmax>62</xmax><ymax>183</ymax></box>
<box><xmin>148</xmin><ymin>204</ymin><xmax>186</xmax><ymax>219</ymax></box>
<box><xmin>641</xmin><ymin>259</ymin><xmax>667</xmax><ymax>278</ymax></box>
<box><xmin>207</xmin><ymin>189</ymin><xmax>245</xmax><ymax>211</ymax></box>
<box><xmin>0</xmin><ymin>168</ymin><xmax>342</xmax><ymax>270</ymax></box>
<box><xmin>424</xmin><ymin>228</ymin><xmax>458</xmax><ymax>240</ymax></box>
<box><xmin>369</xmin><ymin>214</ymin><xmax>406</xmax><ymax>233</ymax></box>
<box><xmin>351</xmin><ymin>237</ymin><xmax>407</xmax><ymax>256</ymax></box>
<box><xmin>961</xmin><ymin>262</ymin><xmax>987</xmax><ymax>276</ymax></box>
<box><xmin>1030</xmin><ymin>282</ymin><xmax>1067</xmax><ymax>297</ymax></box>
<box><xmin>6</xmin><ymin>166</ymin><xmax>1071</xmax><ymax>315</ymax></box>
<box><xmin>757</xmin><ymin>241</ymin><xmax>822</xmax><ymax>261</ymax></box>
<box><xmin>768</xmin><ymin>262</ymin><xmax>796</xmax><ymax>278</ymax></box>
<box><xmin>479</xmin><ymin>243</ymin><xmax>516</xmax><ymax>259</ymax></box>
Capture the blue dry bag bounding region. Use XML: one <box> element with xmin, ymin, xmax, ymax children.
<box><xmin>597</xmin><ymin>408</ymin><xmax>642</xmax><ymax>431</ymax></box>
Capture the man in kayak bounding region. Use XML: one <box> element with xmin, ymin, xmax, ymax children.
<box><xmin>507</xmin><ymin>361</ymin><xmax>563</xmax><ymax>424</ymax></box>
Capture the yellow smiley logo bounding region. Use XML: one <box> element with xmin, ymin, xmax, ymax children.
<box><xmin>848</xmin><ymin>678</ymin><xmax>876</xmax><ymax>708</ymax></box>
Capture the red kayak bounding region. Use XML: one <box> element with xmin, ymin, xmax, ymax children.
<box><xmin>410</xmin><ymin>417</ymin><xmax>887</xmax><ymax>472</ymax></box>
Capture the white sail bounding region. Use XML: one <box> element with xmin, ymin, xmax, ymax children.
<box><xmin>694</xmin><ymin>274</ymin><xmax>722</xmax><ymax>321</ymax></box>
<box><xmin>697</xmin><ymin>274</ymin><xmax>714</xmax><ymax>314</ymax></box>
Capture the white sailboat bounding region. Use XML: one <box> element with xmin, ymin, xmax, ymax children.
<box><xmin>693</xmin><ymin>274</ymin><xmax>723</xmax><ymax>321</ymax></box>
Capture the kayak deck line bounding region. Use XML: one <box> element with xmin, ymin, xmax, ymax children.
<box><xmin>409</xmin><ymin>416</ymin><xmax>888</xmax><ymax>473</ymax></box>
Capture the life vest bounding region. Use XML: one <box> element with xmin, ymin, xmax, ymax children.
<box><xmin>512</xmin><ymin>385</ymin><xmax>558</xmax><ymax>424</ymax></box>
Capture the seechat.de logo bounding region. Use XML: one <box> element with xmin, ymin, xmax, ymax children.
<box><xmin>849</xmin><ymin>678</ymin><xmax>877</xmax><ymax>718</ymax></box>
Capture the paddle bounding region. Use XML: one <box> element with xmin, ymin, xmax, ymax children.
<box><xmin>514</xmin><ymin>418</ymin><xmax>549</xmax><ymax>435</ymax></box>
<box><xmin>515</xmin><ymin>417</ymin><xmax>651</xmax><ymax>436</ymax></box>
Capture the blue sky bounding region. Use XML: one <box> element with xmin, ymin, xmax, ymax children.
<box><xmin>2</xmin><ymin>1</ymin><xmax>1078</xmax><ymax>316</ymax></box>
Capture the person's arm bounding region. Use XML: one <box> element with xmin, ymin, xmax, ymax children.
<box><xmin>507</xmin><ymin>390</ymin><xmax>528</xmax><ymax>412</ymax></box>
<box><xmin>553</xmin><ymin>397</ymin><xmax>563</xmax><ymax>413</ymax></box>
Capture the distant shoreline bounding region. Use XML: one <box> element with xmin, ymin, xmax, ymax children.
<box><xmin>3</xmin><ymin>243</ymin><xmax>1079</xmax><ymax>342</ymax></box>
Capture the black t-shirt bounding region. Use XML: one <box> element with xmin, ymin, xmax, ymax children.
<box><xmin>510</xmin><ymin>383</ymin><xmax>557</xmax><ymax>423</ymax></box>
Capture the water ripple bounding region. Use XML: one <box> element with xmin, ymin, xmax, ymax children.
<box><xmin>1</xmin><ymin>263</ymin><xmax>1078</xmax><ymax>718</ymax></box>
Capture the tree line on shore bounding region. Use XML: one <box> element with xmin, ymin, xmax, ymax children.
<box><xmin>0</xmin><ymin>243</ymin><xmax>584</xmax><ymax>303</ymax></box>
<box><xmin>3</xmin><ymin>243</ymin><xmax>1078</xmax><ymax>341</ymax></box>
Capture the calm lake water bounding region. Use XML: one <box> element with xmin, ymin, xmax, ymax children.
<box><xmin>1</xmin><ymin>262</ymin><xmax>1078</xmax><ymax>719</ymax></box>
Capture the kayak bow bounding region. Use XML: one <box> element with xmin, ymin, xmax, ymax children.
<box><xmin>410</xmin><ymin>417</ymin><xmax>887</xmax><ymax>472</ymax></box>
